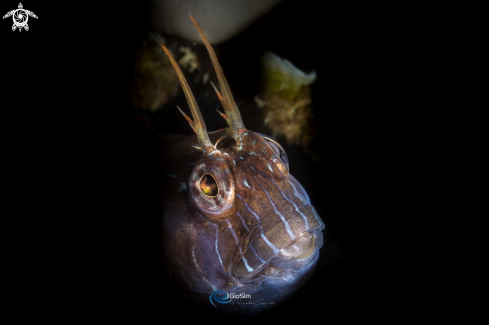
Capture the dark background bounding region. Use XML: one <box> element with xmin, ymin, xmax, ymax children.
<box><xmin>2</xmin><ymin>0</ymin><xmax>436</xmax><ymax>321</ymax></box>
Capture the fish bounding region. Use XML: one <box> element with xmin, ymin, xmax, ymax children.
<box><xmin>146</xmin><ymin>10</ymin><xmax>326</xmax><ymax>315</ymax></box>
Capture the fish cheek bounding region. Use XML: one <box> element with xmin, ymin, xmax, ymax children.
<box><xmin>188</xmin><ymin>158</ymin><xmax>235</xmax><ymax>220</ymax></box>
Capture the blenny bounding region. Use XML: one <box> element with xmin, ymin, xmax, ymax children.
<box><xmin>145</xmin><ymin>11</ymin><xmax>326</xmax><ymax>315</ymax></box>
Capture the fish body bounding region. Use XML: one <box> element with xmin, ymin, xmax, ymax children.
<box><xmin>149</xmin><ymin>11</ymin><xmax>326</xmax><ymax>315</ymax></box>
<box><xmin>160</xmin><ymin>131</ymin><xmax>324</xmax><ymax>314</ymax></box>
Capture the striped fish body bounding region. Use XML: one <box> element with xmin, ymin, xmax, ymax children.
<box><xmin>159</xmin><ymin>130</ymin><xmax>325</xmax><ymax>315</ymax></box>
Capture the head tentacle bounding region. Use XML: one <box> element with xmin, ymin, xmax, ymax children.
<box><xmin>210</xmin><ymin>81</ymin><xmax>225</xmax><ymax>106</ymax></box>
<box><xmin>176</xmin><ymin>106</ymin><xmax>197</xmax><ymax>133</ymax></box>
<box><xmin>160</xmin><ymin>45</ymin><xmax>215</xmax><ymax>154</ymax></box>
<box><xmin>186</xmin><ymin>10</ymin><xmax>247</xmax><ymax>141</ymax></box>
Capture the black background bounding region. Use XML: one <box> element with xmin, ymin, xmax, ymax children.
<box><xmin>2</xmin><ymin>0</ymin><xmax>439</xmax><ymax>321</ymax></box>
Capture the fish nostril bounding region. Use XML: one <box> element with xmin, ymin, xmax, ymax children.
<box><xmin>279</xmin><ymin>233</ymin><xmax>315</xmax><ymax>259</ymax></box>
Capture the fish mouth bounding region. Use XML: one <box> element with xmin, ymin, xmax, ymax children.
<box><xmin>267</xmin><ymin>229</ymin><xmax>323</xmax><ymax>271</ymax></box>
<box><xmin>232</xmin><ymin>228</ymin><xmax>323</xmax><ymax>280</ymax></box>
<box><xmin>231</xmin><ymin>203</ymin><xmax>325</xmax><ymax>279</ymax></box>
<box><xmin>277</xmin><ymin>231</ymin><xmax>316</xmax><ymax>259</ymax></box>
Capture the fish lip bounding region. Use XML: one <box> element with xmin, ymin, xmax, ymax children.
<box><xmin>274</xmin><ymin>229</ymin><xmax>323</xmax><ymax>262</ymax></box>
<box><xmin>245</xmin><ymin>234</ymin><xmax>321</xmax><ymax>281</ymax></box>
<box><xmin>231</xmin><ymin>196</ymin><xmax>324</xmax><ymax>279</ymax></box>
<box><xmin>235</xmin><ymin>229</ymin><xmax>322</xmax><ymax>280</ymax></box>
<box><xmin>242</xmin><ymin>210</ymin><xmax>324</xmax><ymax>253</ymax></box>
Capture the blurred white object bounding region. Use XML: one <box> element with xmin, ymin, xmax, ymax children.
<box><xmin>149</xmin><ymin>0</ymin><xmax>283</xmax><ymax>44</ymax></box>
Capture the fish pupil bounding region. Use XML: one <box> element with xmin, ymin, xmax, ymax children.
<box><xmin>199</xmin><ymin>174</ymin><xmax>218</xmax><ymax>197</ymax></box>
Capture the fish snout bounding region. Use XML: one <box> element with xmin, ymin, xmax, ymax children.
<box><xmin>232</xmin><ymin>205</ymin><xmax>324</xmax><ymax>279</ymax></box>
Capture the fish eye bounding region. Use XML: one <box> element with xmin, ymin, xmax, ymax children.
<box><xmin>262</xmin><ymin>136</ymin><xmax>289</xmax><ymax>169</ymax></box>
<box><xmin>199</xmin><ymin>173</ymin><xmax>218</xmax><ymax>197</ymax></box>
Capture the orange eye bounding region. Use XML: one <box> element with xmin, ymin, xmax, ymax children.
<box><xmin>199</xmin><ymin>174</ymin><xmax>218</xmax><ymax>197</ymax></box>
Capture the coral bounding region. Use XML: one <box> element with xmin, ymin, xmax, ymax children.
<box><xmin>255</xmin><ymin>52</ymin><xmax>317</xmax><ymax>148</ymax></box>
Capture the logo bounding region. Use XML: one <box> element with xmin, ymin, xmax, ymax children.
<box><xmin>209</xmin><ymin>290</ymin><xmax>233</xmax><ymax>307</ymax></box>
<box><xmin>3</xmin><ymin>3</ymin><xmax>38</xmax><ymax>32</ymax></box>
<box><xmin>209</xmin><ymin>290</ymin><xmax>265</xmax><ymax>307</ymax></box>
